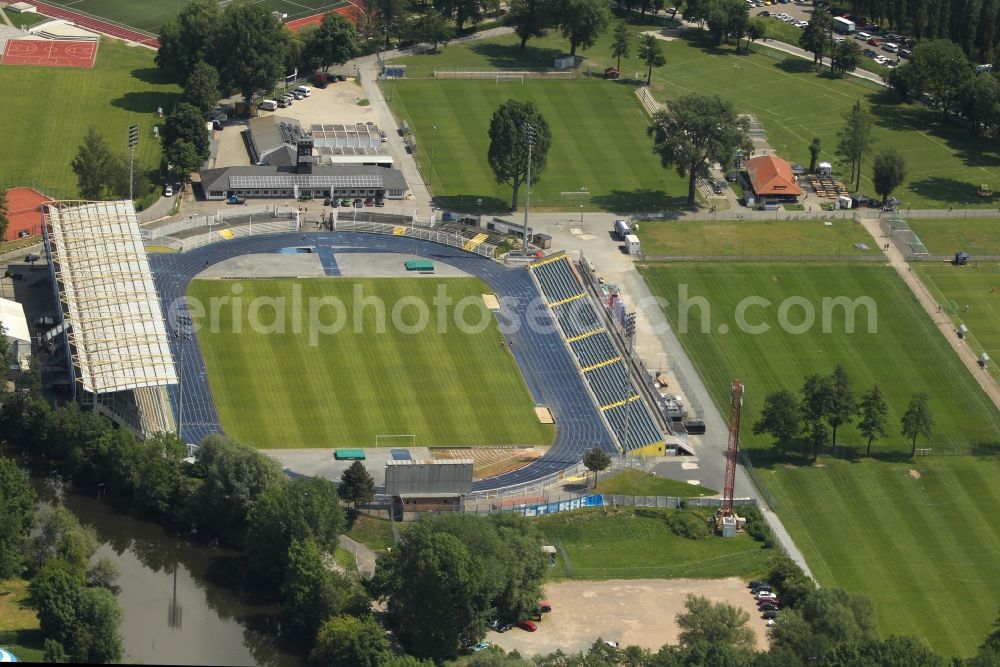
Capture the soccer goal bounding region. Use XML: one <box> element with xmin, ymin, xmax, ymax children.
<box><xmin>496</xmin><ymin>74</ymin><xmax>524</xmax><ymax>84</ymax></box>
<box><xmin>375</xmin><ymin>434</ymin><xmax>416</xmax><ymax>447</ymax></box>
<box><xmin>561</xmin><ymin>190</ymin><xmax>591</xmax><ymax>208</ymax></box>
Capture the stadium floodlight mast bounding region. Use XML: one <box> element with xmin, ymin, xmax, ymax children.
<box><xmin>128</xmin><ymin>123</ymin><xmax>139</xmax><ymax>201</ymax></box>
<box><xmin>522</xmin><ymin>124</ymin><xmax>536</xmax><ymax>257</ymax></box>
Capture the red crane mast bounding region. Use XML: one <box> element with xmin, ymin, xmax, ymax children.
<box><xmin>721</xmin><ymin>379</ymin><xmax>744</xmax><ymax>518</ymax></box>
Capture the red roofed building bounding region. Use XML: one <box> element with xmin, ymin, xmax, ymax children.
<box><xmin>744</xmin><ymin>155</ymin><xmax>802</xmax><ymax>201</ymax></box>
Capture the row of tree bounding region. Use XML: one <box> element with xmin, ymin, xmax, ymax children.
<box><xmin>754</xmin><ymin>365</ymin><xmax>934</xmax><ymax>459</ymax></box>
<box><xmin>834</xmin><ymin>101</ymin><xmax>908</xmax><ymax>202</ymax></box>
<box><xmin>798</xmin><ymin>10</ymin><xmax>864</xmax><ymax>75</ymax></box>
<box><xmin>157</xmin><ymin>1</ymin><xmax>359</xmax><ymax>105</ymax></box>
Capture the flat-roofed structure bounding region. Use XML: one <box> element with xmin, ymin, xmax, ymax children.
<box><xmin>311</xmin><ymin>122</ymin><xmax>383</xmax><ymax>148</ymax></box>
<box><xmin>44</xmin><ymin>200</ymin><xmax>176</xmax><ymax>436</ymax></box>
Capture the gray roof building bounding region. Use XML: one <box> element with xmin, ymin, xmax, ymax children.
<box><xmin>199</xmin><ymin>163</ymin><xmax>409</xmax><ymax>200</ymax></box>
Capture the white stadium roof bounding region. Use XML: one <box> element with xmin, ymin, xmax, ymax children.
<box><xmin>46</xmin><ymin>201</ymin><xmax>177</xmax><ymax>394</ymax></box>
<box><xmin>0</xmin><ymin>298</ymin><xmax>30</xmax><ymax>344</ymax></box>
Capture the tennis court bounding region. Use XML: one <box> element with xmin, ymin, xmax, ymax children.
<box><xmin>1</xmin><ymin>39</ymin><xmax>98</xmax><ymax>68</ymax></box>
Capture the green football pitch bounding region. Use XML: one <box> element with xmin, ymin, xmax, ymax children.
<box><xmin>388</xmin><ymin>20</ymin><xmax>1000</xmax><ymax>210</ymax></box>
<box><xmin>764</xmin><ymin>457</ymin><xmax>1000</xmax><ymax>657</ymax></box>
<box><xmin>384</xmin><ymin>78</ymin><xmax>687</xmax><ymax>212</ymax></box>
<box><xmin>0</xmin><ymin>39</ymin><xmax>175</xmax><ymax>203</ymax></box>
<box><xmin>39</xmin><ymin>0</ymin><xmax>345</xmax><ymax>33</ymax></box>
<box><xmin>906</xmin><ymin>217</ymin><xmax>1000</xmax><ymax>255</ymax></box>
<box><xmin>638</xmin><ymin>263</ymin><xmax>1000</xmax><ymax>453</ymax></box>
<box><xmin>188</xmin><ymin>278</ymin><xmax>554</xmax><ymax>449</ymax></box>
<box><xmin>916</xmin><ymin>262</ymin><xmax>1000</xmax><ymax>383</ymax></box>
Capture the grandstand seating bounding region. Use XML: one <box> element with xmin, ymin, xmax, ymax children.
<box><xmin>529</xmin><ymin>254</ymin><xmax>664</xmax><ymax>453</ymax></box>
<box><xmin>571</xmin><ymin>331</ymin><xmax>619</xmax><ymax>368</ymax></box>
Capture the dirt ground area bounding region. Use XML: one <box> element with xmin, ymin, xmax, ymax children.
<box><xmin>432</xmin><ymin>447</ymin><xmax>543</xmax><ymax>479</ymax></box>
<box><xmin>489</xmin><ymin>578</ymin><xmax>770</xmax><ymax>656</ymax></box>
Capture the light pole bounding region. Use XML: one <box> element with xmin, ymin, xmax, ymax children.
<box><xmin>522</xmin><ymin>124</ymin><xmax>535</xmax><ymax>258</ymax></box>
<box><xmin>429</xmin><ymin>124</ymin><xmax>437</xmax><ymax>190</ymax></box>
<box><xmin>731</xmin><ymin>65</ymin><xmax>741</xmax><ymax>107</ymax></box>
<box><xmin>128</xmin><ymin>123</ymin><xmax>139</xmax><ymax>201</ymax></box>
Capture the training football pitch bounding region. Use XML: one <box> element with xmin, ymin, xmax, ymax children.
<box><xmin>765</xmin><ymin>457</ymin><xmax>1000</xmax><ymax>657</ymax></box>
<box><xmin>0</xmin><ymin>39</ymin><xmax>175</xmax><ymax>201</ymax></box>
<box><xmin>385</xmin><ymin>78</ymin><xmax>686</xmax><ymax>212</ymax></box>
<box><xmin>916</xmin><ymin>263</ymin><xmax>1000</xmax><ymax>383</ymax></box>
<box><xmin>37</xmin><ymin>0</ymin><xmax>346</xmax><ymax>33</ymax></box>
<box><xmin>388</xmin><ymin>19</ymin><xmax>1000</xmax><ymax>210</ymax></box>
<box><xmin>189</xmin><ymin>278</ymin><xmax>554</xmax><ymax>449</ymax></box>
<box><xmin>638</xmin><ymin>263</ymin><xmax>1000</xmax><ymax>453</ymax></box>
<box><xmin>906</xmin><ymin>217</ymin><xmax>1000</xmax><ymax>255</ymax></box>
<box><xmin>635</xmin><ymin>219</ymin><xmax>874</xmax><ymax>257</ymax></box>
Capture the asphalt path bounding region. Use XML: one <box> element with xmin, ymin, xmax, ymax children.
<box><xmin>149</xmin><ymin>230</ymin><xmax>617</xmax><ymax>491</ymax></box>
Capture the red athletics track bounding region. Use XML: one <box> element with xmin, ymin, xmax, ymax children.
<box><xmin>28</xmin><ymin>1</ymin><xmax>159</xmax><ymax>48</ymax></box>
<box><xmin>284</xmin><ymin>4</ymin><xmax>362</xmax><ymax>32</ymax></box>
<box><xmin>3</xmin><ymin>187</ymin><xmax>50</xmax><ymax>243</ymax></box>
<box><xmin>1</xmin><ymin>39</ymin><xmax>98</xmax><ymax>68</ymax></box>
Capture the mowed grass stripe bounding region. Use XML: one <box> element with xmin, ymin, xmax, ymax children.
<box><xmin>639</xmin><ymin>263</ymin><xmax>1000</xmax><ymax>453</ymax></box>
<box><xmin>190</xmin><ymin>278</ymin><xmax>553</xmax><ymax>448</ymax></box>
<box><xmin>766</xmin><ymin>459</ymin><xmax>1000</xmax><ymax>656</ymax></box>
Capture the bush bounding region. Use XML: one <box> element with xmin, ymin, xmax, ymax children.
<box><xmin>767</xmin><ymin>555</ymin><xmax>817</xmax><ymax>609</ymax></box>
<box><xmin>740</xmin><ymin>505</ymin><xmax>773</xmax><ymax>545</ymax></box>
<box><xmin>666</xmin><ymin>509</ymin><xmax>712</xmax><ymax>539</ymax></box>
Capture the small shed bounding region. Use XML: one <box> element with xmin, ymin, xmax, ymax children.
<box><xmin>954</xmin><ymin>251</ymin><xmax>970</xmax><ymax>266</ymax></box>
<box><xmin>555</xmin><ymin>55</ymin><xmax>575</xmax><ymax>69</ymax></box>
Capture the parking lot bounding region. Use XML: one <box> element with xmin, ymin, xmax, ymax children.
<box><xmin>487</xmin><ymin>578</ymin><xmax>770</xmax><ymax>657</ymax></box>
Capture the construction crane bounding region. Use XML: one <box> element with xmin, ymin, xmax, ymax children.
<box><xmin>716</xmin><ymin>379</ymin><xmax>744</xmax><ymax>535</ymax></box>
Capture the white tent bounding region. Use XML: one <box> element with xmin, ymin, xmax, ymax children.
<box><xmin>818</xmin><ymin>161</ymin><xmax>833</xmax><ymax>175</ymax></box>
<box><xmin>0</xmin><ymin>297</ymin><xmax>31</xmax><ymax>365</ymax></box>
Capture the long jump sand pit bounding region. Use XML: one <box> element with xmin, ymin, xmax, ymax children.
<box><xmin>489</xmin><ymin>578</ymin><xmax>769</xmax><ymax>656</ymax></box>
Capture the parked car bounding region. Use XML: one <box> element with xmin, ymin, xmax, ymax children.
<box><xmin>364</xmin><ymin>197</ymin><xmax>375</xmax><ymax>207</ymax></box>
<box><xmin>712</xmin><ymin>181</ymin><xmax>724</xmax><ymax>194</ymax></box>
<box><xmin>762</xmin><ymin>609</ymin><xmax>779</xmax><ymax>620</ymax></box>
<box><xmin>323</xmin><ymin>198</ymin><xmax>332</xmax><ymax>206</ymax></box>
<box><xmin>863</xmin><ymin>48</ymin><xmax>877</xmax><ymax>57</ymax></box>
<box><xmin>517</xmin><ymin>620</ymin><xmax>537</xmax><ymax>632</ymax></box>
<box><xmin>539</xmin><ymin>600</ymin><xmax>552</xmax><ymax>613</ymax></box>
<box><xmin>748</xmin><ymin>580</ymin><xmax>770</xmax><ymax>589</ymax></box>
<box><xmin>277</xmin><ymin>98</ymin><xmax>290</xmax><ymax>108</ymax></box>
<box><xmin>353</xmin><ymin>198</ymin><xmax>364</xmax><ymax>208</ymax></box>
<box><xmin>314</xmin><ymin>79</ymin><xmax>328</xmax><ymax>88</ymax></box>
<box><xmin>164</xmin><ymin>184</ymin><xmax>174</xmax><ymax>197</ymax></box>
<box><xmin>375</xmin><ymin>197</ymin><xmax>385</xmax><ymax>207</ymax></box>
<box><xmin>341</xmin><ymin>198</ymin><xmax>351</xmax><ymax>206</ymax></box>
<box><xmin>756</xmin><ymin>591</ymin><xmax>777</xmax><ymax>600</ymax></box>
<box><xmin>471</xmin><ymin>642</ymin><xmax>492</xmax><ymax>652</ymax></box>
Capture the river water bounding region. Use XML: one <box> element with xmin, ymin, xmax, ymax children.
<box><xmin>32</xmin><ymin>475</ymin><xmax>300</xmax><ymax>667</ymax></box>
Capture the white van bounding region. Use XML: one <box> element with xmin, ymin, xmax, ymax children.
<box><xmin>294</xmin><ymin>85</ymin><xmax>312</xmax><ymax>97</ymax></box>
<box><xmin>855</xmin><ymin>31</ymin><xmax>871</xmax><ymax>41</ymax></box>
<box><xmin>883</xmin><ymin>42</ymin><xmax>899</xmax><ymax>53</ymax></box>
<box><xmin>259</xmin><ymin>99</ymin><xmax>277</xmax><ymax>111</ymax></box>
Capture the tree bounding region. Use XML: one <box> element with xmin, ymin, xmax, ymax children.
<box><xmin>706</xmin><ymin>0</ymin><xmax>749</xmax><ymax>47</ymax></box>
<box><xmin>30</xmin><ymin>506</ymin><xmax>98</xmax><ymax>574</ymax></box>
<box><xmin>306</xmin><ymin>12</ymin><xmax>360</xmax><ymax>70</ymax></box>
<box><xmin>753</xmin><ymin>390</ymin><xmax>800</xmax><ymax>453</ymax></box>
<box><xmin>0</xmin><ymin>456</ymin><xmax>35</xmax><ymax>579</ymax></box>
<box><xmin>675</xmin><ymin>594</ymin><xmax>755</xmax><ymax>650</ymax></box>
<box><xmin>557</xmin><ymin>0</ymin><xmax>611</xmax><ymax>56</ymax></box>
<box><xmin>406</xmin><ymin>13</ymin><xmax>453</xmax><ymax>51</ymax></box>
<box><xmin>582</xmin><ymin>447</ymin><xmax>611</xmax><ymax>487</ymax></box>
<box><xmin>611</xmin><ymin>20</ymin><xmax>630</xmax><ymax>71</ymax></box>
<box><xmin>155</xmin><ymin>0</ymin><xmax>223</xmax><ymax>81</ymax></box>
<box><xmin>830</xmin><ymin>38</ymin><xmax>862</xmax><ymax>75</ymax></box>
<box><xmin>374</xmin><ymin>514</ymin><xmax>546</xmax><ymax>659</ymax></box>
<box><xmin>30</xmin><ymin>560</ymin><xmax>84</xmax><ymax>648</ymax></box>
<box><xmin>245</xmin><ymin>475</ymin><xmax>345</xmax><ymax>585</ymax></box>
<box><xmin>165</xmin><ymin>139</ymin><xmax>203</xmax><ymax>182</ymax></box>
<box><xmin>0</xmin><ymin>188</ymin><xmax>8</xmax><ymax>242</ymax></box>
<box><xmin>800</xmin><ymin>374</ymin><xmax>834</xmax><ymax>460</ymax></box>
<box><xmin>487</xmin><ymin>99</ymin><xmax>552</xmax><ymax>211</ymax></box>
<box><xmin>901</xmin><ymin>392</ymin><xmax>933</xmax><ymax>457</ymax></box>
<box><xmin>895</xmin><ymin>39</ymin><xmax>972</xmax><ymax>115</ymax></box>
<box><xmin>434</xmin><ymin>0</ymin><xmax>482</xmax><ymax>31</ymax></box>
<box><xmin>509</xmin><ymin>0</ymin><xmax>551</xmax><ymax>50</ymax></box>
<box><xmin>180</xmin><ymin>61</ymin><xmax>220</xmax><ymax>119</ymax></box>
<box><xmin>310</xmin><ymin>614</ymin><xmax>393</xmax><ymax>667</ymax></box>
<box><xmin>872</xmin><ymin>147</ymin><xmax>907</xmax><ymax>206</ymax></box>
<box><xmin>857</xmin><ymin>386</ymin><xmax>888</xmax><ymax>457</ymax></box>
<box><xmin>162</xmin><ymin>102</ymin><xmax>210</xmax><ymax>162</ymax></box>
<box><xmin>768</xmin><ymin>554</ymin><xmax>816</xmax><ymax>609</ymax></box>
<box><xmin>281</xmin><ymin>538</ymin><xmax>346</xmax><ymax>641</ymax></box>
<box><xmin>73</xmin><ymin>586</ymin><xmax>123</xmax><ymax>664</ymax></box>
<box><xmin>835</xmin><ymin>101</ymin><xmax>875</xmax><ymax>191</ymax></box>
<box><xmin>339</xmin><ymin>460</ymin><xmax>376</xmax><ymax>509</ymax></box>
<box><xmin>799</xmin><ymin>10</ymin><xmax>833</xmax><ymax>65</ymax></box>
<box><xmin>958</xmin><ymin>73</ymin><xmax>1000</xmax><ymax>135</ymax></box>
<box><xmin>70</xmin><ymin>128</ymin><xmax>114</xmax><ymax>200</ymax></box>
<box><xmin>648</xmin><ymin>93</ymin><xmax>749</xmax><ymax>207</ymax></box>
<box><xmin>808</xmin><ymin>137</ymin><xmax>821</xmax><ymax>173</ymax></box>
<box><xmin>638</xmin><ymin>34</ymin><xmax>666</xmax><ymax>85</ymax></box>
<box><xmin>217</xmin><ymin>4</ymin><xmax>290</xmax><ymax>106</ymax></box>
<box><xmin>745</xmin><ymin>17</ymin><xmax>766</xmax><ymax>49</ymax></box>
<box><xmin>186</xmin><ymin>435</ymin><xmax>285</xmax><ymax>546</ymax></box>
<box><xmin>826</xmin><ymin>365</ymin><xmax>856</xmax><ymax>449</ymax></box>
